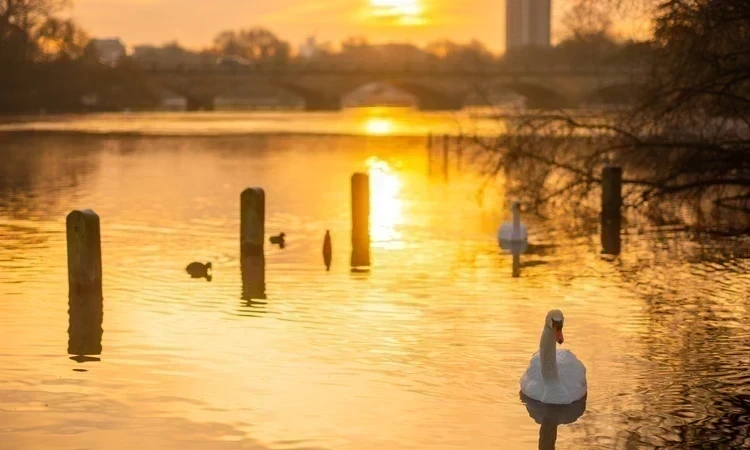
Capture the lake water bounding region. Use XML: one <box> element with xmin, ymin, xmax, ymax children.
<box><xmin>1</xmin><ymin>110</ymin><xmax>749</xmax><ymax>450</ymax></box>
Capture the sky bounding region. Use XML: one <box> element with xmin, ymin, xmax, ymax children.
<box><xmin>71</xmin><ymin>0</ymin><xmax>648</xmax><ymax>53</ymax></box>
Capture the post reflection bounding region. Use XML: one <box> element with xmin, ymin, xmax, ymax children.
<box><xmin>521</xmin><ymin>393</ymin><xmax>586</xmax><ymax>450</ymax></box>
<box><xmin>67</xmin><ymin>290</ymin><xmax>103</xmax><ymax>364</ymax></box>
<box><xmin>241</xmin><ymin>254</ymin><xmax>267</xmax><ymax>303</ymax></box>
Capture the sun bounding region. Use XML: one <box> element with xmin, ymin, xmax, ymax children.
<box><xmin>369</xmin><ymin>0</ymin><xmax>426</xmax><ymax>24</ymax></box>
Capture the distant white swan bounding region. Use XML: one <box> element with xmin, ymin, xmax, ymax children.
<box><xmin>498</xmin><ymin>201</ymin><xmax>528</xmax><ymax>247</ymax></box>
<box><xmin>520</xmin><ymin>309</ymin><xmax>587</xmax><ymax>405</ymax></box>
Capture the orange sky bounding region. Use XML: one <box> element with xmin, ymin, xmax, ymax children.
<box><xmin>72</xmin><ymin>0</ymin><xmax>649</xmax><ymax>53</ymax></box>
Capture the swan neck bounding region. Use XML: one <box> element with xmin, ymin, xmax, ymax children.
<box><xmin>540</xmin><ymin>326</ymin><xmax>559</xmax><ymax>382</ymax></box>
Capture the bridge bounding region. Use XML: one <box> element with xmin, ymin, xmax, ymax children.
<box><xmin>144</xmin><ymin>65</ymin><xmax>647</xmax><ymax>111</ymax></box>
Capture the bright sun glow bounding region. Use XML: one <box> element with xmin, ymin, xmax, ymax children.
<box><xmin>364</xmin><ymin>118</ymin><xmax>394</xmax><ymax>135</ymax></box>
<box><xmin>366</xmin><ymin>156</ymin><xmax>403</xmax><ymax>246</ymax></box>
<box><xmin>369</xmin><ymin>0</ymin><xmax>426</xmax><ymax>25</ymax></box>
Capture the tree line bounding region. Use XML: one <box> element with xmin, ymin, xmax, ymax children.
<box><xmin>474</xmin><ymin>0</ymin><xmax>750</xmax><ymax>233</ymax></box>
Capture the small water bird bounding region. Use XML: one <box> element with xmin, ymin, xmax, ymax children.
<box><xmin>323</xmin><ymin>230</ymin><xmax>332</xmax><ymax>271</ymax></box>
<box><xmin>269</xmin><ymin>232</ymin><xmax>286</xmax><ymax>249</ymax></box>
<box><xmin>186</xmin><ymin>261</ymin><xmax>212</xmax><ymax>281</ymax></box>
<box><xmin>498</xmin><ymin>201</ymin><xmax>528</xmax><ymax>250</ymax></box>
<box><xmin>520</xmin><ymin>309</ymin><xmax>587</xmax><ymax>405</ymax></box>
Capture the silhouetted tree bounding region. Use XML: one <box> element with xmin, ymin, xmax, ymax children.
<box><xmin>0</xmin><ymin>0</ymin><xmax>70</xmax><ymax>62</ymax></box>
<box><xmin>34</xmin><ymin>17</ymin><xmax>88</xmax><ymax>61</ymax></box>
<box><xmin>213</xmin><ymin>27</ymin><xmax>290</xmax><ymax>66</ymax></box>
<box><xmin>475</xmin><ymin>0</ymin><xmax>750</xmax><ymax>232</ymax></box>
<box><xmin>425</xmin><ymin>39</ymin><xmax>495</xmax><ymax>67</ymax></box>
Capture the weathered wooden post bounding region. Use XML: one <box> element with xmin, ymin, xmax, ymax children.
<box><xmin>427</xmin><ymin>133</ymin><xmax>433</xmax><ymax>177</ymax></box>
<box><xmin>512</xmin><ymin>251</ymin><xmax>521</xmax><ymax>278</ymax></box>
<box><xmin>67</xmin><ymin>210</ymin><xmax>103</xmax><ymax>298</ymax></box>
<box><xmin>241</xmin><ymin>188</ymin><xmax>266</xmax><ymax>299</ymax></box>
<box><xmin>241</xmin><ymin>188</ymin><xmax>265</xmax><ymax>259</ymax></box>
<box><xmin>456</xmin><ymin>133</ymin><xmax>463</xmax><ymax>173</ymax></box>
<box><xmin>66</xmin><ymin>209</ymin><xmax>103</xmax><ymax>360</ymax></box>
<box><xmin>601</xmin><ymin>166</ymin><xmax>623</xmax><ymax>255</ymax></box>
<box><xmin>443</xmin><ymin>134</ymin><xmax>449</xmax><ymax>182</ymax></box>
<box><xmin>351</xmin><ymin>173</ymin><xmax>370</xmax><ymax>267</ymax></box>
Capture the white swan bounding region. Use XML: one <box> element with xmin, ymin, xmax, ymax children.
<box><xmin>520</xmin><ymin>309</ymin><xmax>587</xmax><ymax>405</ymax></box>
<box><xmin>498</xmin><ymin>201</ymin><xmax>528</xmax><ymax>248</ymax></box>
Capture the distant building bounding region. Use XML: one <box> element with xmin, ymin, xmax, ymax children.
<box><xmin>91</xmin><ymin>38</ymin><xmax>126</xmax><ymax>65</ymax></box>
<box><xmin>506</xmin><ymin>0</ymin><xmax>551</xmax><ymax>51</ymax></box>
<box><xmin>299</xmin><ymin>36</ymin><xmax>318</xmax><ymax>60</ymax></box>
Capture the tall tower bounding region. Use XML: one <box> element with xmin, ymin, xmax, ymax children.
<box><xmin>506</xmin><ymin>0</ymin><xmax>551</xmax><ymax>52</ymax></box>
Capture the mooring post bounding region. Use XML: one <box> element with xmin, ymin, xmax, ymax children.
<box><xmin>351</xmin><ymin>173</ymin><xmax>370</xmax><ymax>267</ymax></box>
<box><xmin>456</xmin><ymin>133</ymin><xmax>463</xmax><ymax>173</ymax></box>
<box><xmin>66</xmin><ymin>210</ymin><xmax>103</xmax><ymax>298</ymax></box>
<box><xmin>443</xmin><ymin>134</ymin><xmax>449</xmax><ymax>182</ymax></box>
<box><xmin>66</xmin><ymin>209</ymin><xmax>104</xmax><ymax>360</ymax></box>
<box><xmin>240</xmin><ymin>188</ymin><xmax>265</xmax><ymax>259</ymax></box>
<box><xmin>427</xmin><ymin>132</ymin><xmax>433</xmax><ymax>177</ymax></box>
<box><xmin>240</xmin><ymin>188</ymin><xmax>266</xmax><ymax>299</ymax></box>
<box><xmin>601</xmin><ymin>166</ymin><xmax>623</xmax><ymax>255</ymax></box>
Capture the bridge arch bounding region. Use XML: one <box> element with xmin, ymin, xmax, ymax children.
<box><xmin>270</xmin><ymin>82</ymin><xmax>340</xmax><ymax>110</ymax></box>
<box><xmin>476</xmin><ymin>81</ymin><xmax>571</xmax><ymax>109</ymax></box>
<box><xmin>336</xmin><ymin>80</ymin><xmax>463</xmax><ymax>110</ymax></box>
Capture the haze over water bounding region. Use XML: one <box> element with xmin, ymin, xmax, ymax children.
<box><xmin>1</xmin><ymin>110</ymin><xmax>748</xmax><ymax>450</ymax></box>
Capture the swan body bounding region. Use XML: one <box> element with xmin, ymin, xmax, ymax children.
<box><xmin>498</xmin><ymin>201</ymin><xmax>528</xmax><ymax>248</ymax></box>
<box><xmin>520</xmin><ymin>309</ymin><xmax>587</xmax><ymax>405</ymax></box>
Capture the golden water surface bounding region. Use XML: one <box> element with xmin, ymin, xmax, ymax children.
<box><xmin>1</xmin><ymin>110</ymin><xmax>749</xmax><ymax>450</ymax></box>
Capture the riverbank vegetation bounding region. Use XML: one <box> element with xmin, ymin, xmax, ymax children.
<box><xmin>0</xmin><ymin>1</ymin><xmax>159</xmax><ymax>113</ymax></box>
<box><xmin>473</xmin><ymin>0</ymin><xmax>750</xmax><ymax>234</ymax></box>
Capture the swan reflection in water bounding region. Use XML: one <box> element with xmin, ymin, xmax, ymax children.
<box><xmin>521</xmin><ymin>392</ymin><xmax>587</xmax><ymax>450</ymax></box>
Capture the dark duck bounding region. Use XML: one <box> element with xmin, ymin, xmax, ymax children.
<box><xmin>269</xmin><ymin>232</ymin><xmax>286</xmax><ymax>249</ymax></box>
<box><xmin>186</xmin><ymin>261</ymin><xmax>212</xmax><ymax>281</ymax></box>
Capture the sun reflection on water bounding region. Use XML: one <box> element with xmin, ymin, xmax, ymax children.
<box><xmin>364</xmin><ymin>117</ymin><xmax>394</xmax><ymax>135</ymax></box>
<box><xmin>366</xmin><ymin>156</ymin><xmax>404</xmax><ymax>247</ymax></box>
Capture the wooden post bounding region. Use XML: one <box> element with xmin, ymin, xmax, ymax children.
<box><xmin>443</xmin><ymin>134</ymin><xmax>449</xmax><ymax>182</ymax></box>
<box><xmin>240</xmin><ymin>188</ymin><xmax>265</xmax><ymax>259</ymax></box>
<box><xmin>601</xmin><ymin>166</ymin><xmax>622</xmax><ymax>255</ymax></box>
<box><xmin>427</xmin><ymin>133</ymin><xmax>433</xmax><ymax>177</ymax></box>
<box><xmin>512</xmin><ymin>251</ymin><xmax>521</xmax><ymax>278</ymax></box>
<box><xmin>351</xmin><ymin>173</ymin><xmax>370</xmax><ymax>267</ymax></box>
<box><xmin>456</xmin><ymin>133</ymin><xmax>463</xmax><ymax>173</ymax></box>
<box><xmin>66</xmin><ymin>209</ymin><xmax>103</xmax><ymax>361</ymax></box>
<box><xmin>240</xmin><ymin>188</ymin><xmax>266</xmax><ymax>300</ymax></box>
<box><xmin>66</xmin><ymin>210</ymin><xmax>103</xmax><ymax>298</ymax></box>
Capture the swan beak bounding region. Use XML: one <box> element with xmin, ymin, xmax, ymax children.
<box><xmin>555</xmin><ymin>329</ymin><xmax>564</xmax><ymax>345</ymax></box>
